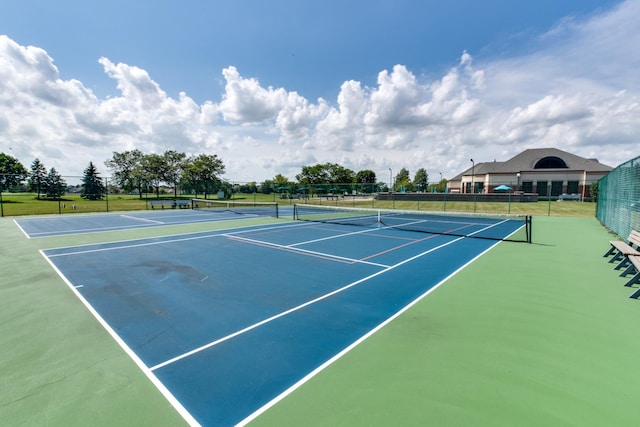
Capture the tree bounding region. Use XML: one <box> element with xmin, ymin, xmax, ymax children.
<box><xmin>296</xmin><ymin>164</ymin><xmax>330</xmax><ymax>185</ymax></box>
<box><xmin>355</xmin><ymin>169</ymin><xmax>376</xmax><ymax>184</ymax></box>
<box><xmin>355</xmin><ymin>169</ymin><xmax>377</xmax><ymax>193</ymax></box>
<box><xmin>395</xmin><ymin>168</ymin><xmax>411</xmax><ymax>192</ymax></box>
<box><xmin>81</xmin><ymin>162</ymin><xmax>106</xmax><ymax>200</ymax></box>
<box><xmin>28</xmin><ymin>158</ymin><xmax>47</xmax><ymax>199</ymax></box>
<box><xmin>327</xmin><ymin>163</ymin><xmax>355</xmax><ymax>184</ymax></box>
<box><xmin>296</xmin><ymin>162</ymin><xmax>355</xmax><ymax>185</ymax></box>
<box><xmin>44</xmin><ymin>167</ymin><xmax>66</xmax><ymax>199</ymax></box>
<box><xmin>105</xmin><ymin>150</ymin><xmax>145</xmax><ymax>198</ymax></box>
<box><xmin>590</xmin><ymin>181</ymin><xmax>599</xmax><ymax>202</ymax></box>
<box><xmin>140</xmin><ymin>153</ymin><xmax>166</xmax><ymax>198</ymax></box>
<box><xmin>162</xmin><ymin>150</ymin><xmax>187</xmax><ymax>198</ymax></box>
<box><xmin>0</xmin><ymin>153</ymin><xmax>28</xmax><ymax>191</ymax></box>
<box><xmin>259</xmin><ymin>179</ymin><xmax>275</xmax><ymax>194</ymax></box>
<box><xmin>431</xmin><ymin>178</ymin><xmax>448</xmax><ymax>193</ymax></box>
<box><xmin>413</xmin><ymin>168</ymin><xmax>428</xmax><ymax>192</ymax></box>
<box><xmin>237</xmin><ymin>181</ymin><xmax>258</xmax><ymax>194</ymax></box>
<box><xmin>273</xmin><ymin>174</ymin><xmax>291</xmax><ymax>188</ymax></box>
<box><xmin>181</xmin><ymin>154</ymin><xmax>225</xmax><ymax>198</ymax></box>
<box><xmin>272</xmin><ymin>174</ymin><xmax>292</xmax><ymax>196</ymax></box>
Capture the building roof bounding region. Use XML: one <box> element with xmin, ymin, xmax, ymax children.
<box><xmin>452</xmin><ymin>148</ymin><xmax>613</xmax><ymax>180</ymax></box>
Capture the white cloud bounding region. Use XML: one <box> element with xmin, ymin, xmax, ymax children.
<box><xmin>275</xmin><ymin>92</ymin><xmax>329</xmax><ymax>141</ymax></box>
<box><xmin>506</xmin><ymin>94</ymin><xmax>593</xmax><ymax>127</ymax></box>
<box><xmin>364</xmin><ymin>65</ymin><xmax>423</xmax><ymax>127</ymax></box>
<box><xmin>1</xmin><ymin>1</ymin><xmax>640</xmax><ymax>183</ymax></box>
<box><xmin>218</xmin><ymin>66</ymin><xmax>288</xmax><ymax>124</ymax></box>
<box><xmin>313</xmin><ymin>80</ymin><xmax>368</xmax><ymax>150</ymax></box>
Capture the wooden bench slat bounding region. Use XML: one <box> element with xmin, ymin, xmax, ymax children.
<box><xmin>604</xmin><ymin>230</ymin><xmax>640</xmax><ymax>265</ymax></box>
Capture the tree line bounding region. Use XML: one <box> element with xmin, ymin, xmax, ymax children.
<box><xmin>0</xmin><ymin>154</ymin><xmax>108</xmax><ymax>200</ymax></box>
<box><xmin>1</xmin><ymin>150</ymin><xmax>446</xmax><ymax>199</ymax></box>
<box><xmin>105</xmin><ymin>150</ymin><xmax>225</xmax><ymax>199</ymax></box>
<box><xmin>260</xmin><ymin>163</ymin><xmax>444</xmax><ymax>194</ymax></box>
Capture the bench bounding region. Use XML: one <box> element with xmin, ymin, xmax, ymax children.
<box><xmin>559</xmin><ymin>193</ymin><xmax>581</xmax><ymax>201</ymax></box>
<box><xmin>149</xmin><ymin>200</ymin><xmax>175</xmax><ymax>209</ymax></box>
<box><xmin>623</xmin><ymin>256</ymin><xmax>640</xmax><ymax>298</ymax></box>
<box><xmin>603</xmin><ymin>230</ymin><xmax>640</xmax><ymax>269</ymax></box>
<box><xmin>150</xmin><ymin>200</ymin><xmax>192</xmax><ymax>209</ymax></box>
<box><xmin>175</xmin><ymin>200</ymin><xmax>191</xmax><ymax>209</ymax></box>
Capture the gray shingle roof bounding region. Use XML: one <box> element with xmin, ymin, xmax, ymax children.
<box><xmin>452</xmin><ymin>148</ymin><xmax>613</xmax><ymax>179</ymax></box>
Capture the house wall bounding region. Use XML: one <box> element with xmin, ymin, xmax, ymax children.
<box><xmin>452</xmin><ymin>170</ymin><xmax>608</xmax><ymax>196</ymax></box>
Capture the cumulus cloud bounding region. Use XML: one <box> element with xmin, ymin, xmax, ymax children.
<box><xmin>218</xmin><ymin>66</ymin><xmax>288</xmax><ymax>124</ymax></box>
<box><xmin>1</xmin><ymin>1</ymin><xmax>640</xmax><ymax>183</ymax></box>
<box><xmin>506</xmin><ymin>94</ymin><xmax>593</xmax><ymax>127</ymax></box>
<box><xmin>275</xmin><ymin>92</ymin><xmax>329</xmax><ymax>141</ymax></box>
<box><xmin>0</xmin><ymin>36</ymin><xmax>223</xmax><ymax>174</ymax></box>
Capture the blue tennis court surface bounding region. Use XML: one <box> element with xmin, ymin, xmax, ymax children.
<box><xmin>15</xmin><ymin>208</ymin><xmax>277</xmax><ymax>238</ymax></box>
<box><xmin>41</xmin><ymin>216</ymin><xmax>525</xmax><ymax>426</ymax></box>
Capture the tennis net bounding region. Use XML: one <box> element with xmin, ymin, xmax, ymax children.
<box><xmin>293</xmin><ymin>204</ymin><xmax>532</xmax><ymax>243</ymax></box>
<box><xmin>192</xmin><ymin>199</ymin><xmax>279</xmax><ymax>218</ymax></box>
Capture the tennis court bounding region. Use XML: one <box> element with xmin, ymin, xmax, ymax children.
<box><xmin>14</xmin><ymin>199</ymin><xmax>281</xmax><ymax>238</ymax></box>
<box><xmin>6</xmin><ymin>204</ymin><xmax>640</xmax><ymax>427</ymax></box>
<box><xmin>35</xmin><ymin>205</ymin><xmax>526</xmax><ymax>426</ymax></box>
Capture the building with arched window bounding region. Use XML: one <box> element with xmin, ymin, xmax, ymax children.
<box><xmin>448</xmin><ymin>148</ymin><xmax>613</xmax><ymax>199</ymax></box>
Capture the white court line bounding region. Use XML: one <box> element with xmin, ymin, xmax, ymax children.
<box><xmin>17</xmin><ymin>210</ymin><xmax>271</xmax><ymax>238</ymax></box>
<box><xmin>39</xmin><ymin>250</ymin><xmax>201</xmax><ymax>427</ymax></box>
<box><xmin>226</xmin><ymin>234</ymin><xmax>391</xmax><ymax>268</ymax></box>
<box><xmin>287</xmin><ymin>224</ymin><xmax>391</xmax><ymax>247</ymax></box>
<box><xmin>43</xmin><ymin>221</ymin><xmax>309</xmax><ymax>257</ymax></box>
<box><xmin>237</xmin><ymin>235</ymin><xmax>504</xmax><ymax>427</ymax></box>
<box><xmin>25</xmin><ymin>222</ymin><xmax>159</xmax><ymax>238</ymax></box>
<box><xmin>149</xmin><ymin>234</ymin><xmax>465</xmax><ymax>371</ymax></box>
<box><xmin>120</xmin><ymin>214</ymin><xmax>164</xmax><ymax>224</ymax></box>
<box><xmin>13</xmin><ymin>219</ymin><xmax>31</xmax><ymax>239</ymax></box>
<box><xmin>40</xmin><ymin>217</ymin><xmax>516</xmax><ymax>426</ymax></box>
<box><xmin>149</xmin><ymin>219</ymin><xmax>516</xmax><ymax>373</ymax></box>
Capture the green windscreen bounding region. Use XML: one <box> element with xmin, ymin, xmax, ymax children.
<box><xmin>596</xmin><ymin>156</ymin><xmax>640</xmax><ymax>239</ymax></box>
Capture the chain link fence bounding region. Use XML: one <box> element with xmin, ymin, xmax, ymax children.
<box><xmin>1</xmin><ymin>175</ymin><xmax>600</xmax><ymax>217</ymax></box>
<box><xmin>596</xmin><ymin>155</ymin><xmax>640</xmax><ymax>239</ymax></box>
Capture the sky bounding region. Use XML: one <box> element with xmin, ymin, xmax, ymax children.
<box><xmin>0</xmin><ymin>0</ymin><xmax>637</xmax><ymax>184</ymax></box>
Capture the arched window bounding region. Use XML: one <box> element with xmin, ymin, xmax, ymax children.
<box><xmin>534</xmin><ymin>156</ymin><xmax>568</xmax><ymax>169</ymax></box>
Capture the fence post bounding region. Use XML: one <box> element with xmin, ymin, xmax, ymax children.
<box><xmin>547</xmin><ymin>181</ymin><xmax>552</xmax><ymax>216</ymax></box>
<box><xmin>105</xmin><ymin>177</ymin><xmax>109</xmax><ymax>212</ymax></box>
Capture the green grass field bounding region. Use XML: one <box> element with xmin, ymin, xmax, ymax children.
<box><xmin>1</xmin><ymin>191</ymin><xmax>596</xmax><ymax>217</ymax></box>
